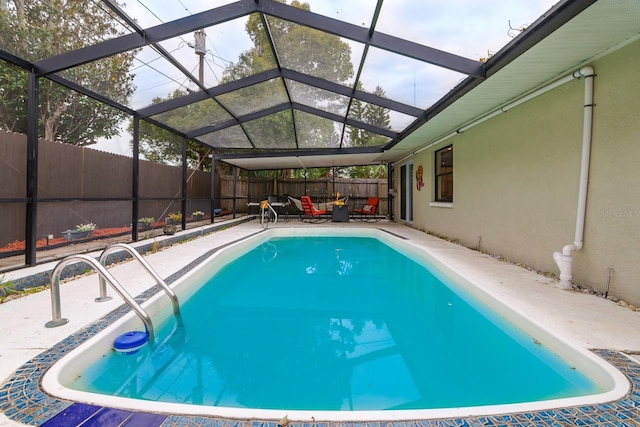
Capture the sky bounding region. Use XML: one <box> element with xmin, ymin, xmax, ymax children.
<box><xmin>90</xmin><ymin>0</ymin><xmax>560</xmax><ymax>156</ymax></box>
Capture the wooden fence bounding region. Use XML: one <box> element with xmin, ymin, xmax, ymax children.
<box><xmin>1</xmin><ymin>131</ymin><xmax>387</xmax><ymax>249</ymax></box>
<box><xmin>0</xmin><ymin>131</ymin><xmax>213</xmax><ymax>247</ymax></box>
<box><xmin>219</xmin><ymin>175</ymin><xmax>388</xmax><ymax>214</ymax></box>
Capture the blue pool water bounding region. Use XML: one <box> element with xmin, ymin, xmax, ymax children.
<box><xmin>71</xmin><ymin>236</ymin><xmax>599</xmax><ymax>411</ymax></box>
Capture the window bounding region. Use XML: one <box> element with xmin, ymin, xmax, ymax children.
<box><xmin>435</xmin><ymin>145</ymin><xmax>453</xmax><ymax>202</ymax></box>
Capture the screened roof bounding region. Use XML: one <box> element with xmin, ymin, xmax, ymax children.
<box><xmin>2</xmin><ymin>0</ymin><xmax>639</xmax><ymax>169</ymax></box>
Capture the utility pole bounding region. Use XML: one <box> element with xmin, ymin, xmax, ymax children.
<box><xmin>193</xmin><ymin>29</ymin><xmax>206</xmax><ymax>85</ymax></box>
<box><xmin>192</xmin><ymin>29</ymin><xmax>207</xmax><ymax>170</ymax></box>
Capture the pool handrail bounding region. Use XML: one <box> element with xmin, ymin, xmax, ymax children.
<box><xmin>45</xmin><ymin>254</ymin><xmax>155</xmax><ymax>341</ymax></box>
<box><xmin>98</xmin><ymin>243</ymin><xmax>181</xmax><ymax>319</ymax></box>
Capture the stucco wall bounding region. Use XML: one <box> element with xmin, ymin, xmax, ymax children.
<box><xmin>395</xmin><ymin>39</ymin><xmax>640</xmax><ymax>306</ymax></box>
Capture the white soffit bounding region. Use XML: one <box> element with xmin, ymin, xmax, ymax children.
<box><xmin>381</xmin><ymin>0</ymin><xmax>640</xmax><ymax>163</ymax></box>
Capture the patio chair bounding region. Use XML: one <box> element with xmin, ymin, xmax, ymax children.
<box><xmin>289</xmin><ymin>195</ymin><xmax>346</xmax><ymax>212</ymax></box>
<box><xmin>353</xmin><ymin>197</ymin><xmax>381</xmax><ymax>221</ymax></box>
<box><xmin>300</xmin><ymin>195</ymin><xmax>329</xmax><ymax>222</ymax></box>
<box><xmin>275</xmin><ymin>194</ymin><xmax>291</xmax><ymax>222</ymax></box>
<box><xmin>288</xmin><ymin>196</ymin><xmax>305</xmax><ymax>220</ymax></box>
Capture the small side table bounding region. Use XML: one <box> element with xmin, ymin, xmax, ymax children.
<box><xmin>331</xmin><ymin>205</ymin><xmax>349</xmax><ymax>222</ymax></box>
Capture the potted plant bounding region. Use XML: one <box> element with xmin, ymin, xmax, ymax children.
<box><xmin>62</xmin><ymin>223</ymin><xmax>96</xmax><ymax>241</ymax></box>
<box><xmin>163</xmin><ymin>224</ymin><xmax>177</xmax><ymax>235</ymax></box>
<box><xmin>192</xmin><ymin>210</ymin><xmax>204</xmax><ymax>221</ymax></box>
<box><xmin>137</xmin><ymin>217</ymin><xmax>154</xmax><ymax>231</ymax></box>
<box><xmin>165</xmin><ymin>212</ymin><xmax>182</xmax><ymax>224</ymax></box>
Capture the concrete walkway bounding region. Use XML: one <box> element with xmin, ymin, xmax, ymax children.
<box><xmin>1</xmin><ymin>219</ymin><xmax>639</xmax><ymax>426</ymax></box>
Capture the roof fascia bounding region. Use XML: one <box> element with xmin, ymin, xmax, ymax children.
<box><xmin>484</xmin><ymin>0</ymin><xmax>599</xmax><ymax>78</ymax></box>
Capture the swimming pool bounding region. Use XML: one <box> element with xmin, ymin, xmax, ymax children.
<box><xmin>41</xmin><ymin>228</ymin><xmax>629</xmax><ymax>422</ymax></box>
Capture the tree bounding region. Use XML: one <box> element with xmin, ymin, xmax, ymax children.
<box><xmin>220</xmin><ymin>0</ymin><xmax>353</xmax><ymax>149</ymax></box>
<box><xmin>348</xmin><ymin>85</ymin><xmax>390</xmax><ymax>148</ymax></box>
<box><xmin>133</xmin><ymin>89</ymin><xmax>214</xmax><ymax>170</ymax></box>
<box><xmin>0</xmin><ymin>0</ymin><xmax>136</xmax><ymax>144</ymax></box>
<box><xmin>136</xmin><ymin>0</ymin><xmax>355</xmax><ymax>164</ymax></box>
<box><xmin>346</xmin><ymin>85</ymin><xmax>391</xmax><ymax>178</ymax></box>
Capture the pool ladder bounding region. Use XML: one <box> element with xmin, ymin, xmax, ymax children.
<box><xmin>45</xmin><ymin>243</ymin><xmax>181</xmax><ymax>342</ymax></box>
<box><xmin>259</xmin><ymin>201</ymin><xmax>278</xmax><ymax>228</ymax></box>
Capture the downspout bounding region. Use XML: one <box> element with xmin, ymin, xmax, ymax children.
<box><xmin>553</xmin><ymin>66</ymin><xmax>595</xmax><ymax>289</ymax></box>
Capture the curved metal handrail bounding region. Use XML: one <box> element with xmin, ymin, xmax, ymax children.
<box><xmin>45</xmin><ymin>254</ymin><xmax>155</xmax><ymax>342</ymax></box>
<box><xmin>98</xmin><ymin>243</ymin><xmax>180</xmax><ymax>318</ymax></box>
<box><xmin>260</xmin><ymin>202</ymin><xmax>278</xmax><ymax>228</ymax></box>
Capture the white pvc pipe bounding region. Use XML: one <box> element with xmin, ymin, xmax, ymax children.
<box><xmin>405</xmin><ymin>71</ymin><xmax>581</xmax><ymax>163</ymax></box>
<box><xmin>553</xmin><ymin>66</ymin><xmax>595</xmax><ymax>289</ymax></box>
<box><xmin>458</xmin><ymin>73</ymin><xmax>578</xmax><ymax>133</ymax></box>
<box><xmin>572</xmin><ymin>66</ymin><xmax>595</xmax><ymax>248</ymax></box>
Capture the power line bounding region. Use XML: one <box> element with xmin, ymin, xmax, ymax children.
<box><xmin>135</xmin><ymin>0</ymin><xmax>164</xmax><ymax>25</ymax></box>
<box><xmin>177</xmin><ymin>0</ymin><xmax>192</xmax><ymax>15</ymax></box>
<box><xmin>134</xmin><ymin>0</ymin><xmax>231</xmax><ymax>85</ymax></box>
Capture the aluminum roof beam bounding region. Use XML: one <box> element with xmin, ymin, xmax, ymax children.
<box><xmin>34</xmin><ymin>0</ymin><xmax>258</xmax><ymax>76</ymax></box>
<box><xmin>0</xmin><ymin>48</ymin><xmax>34</xmax><ymax>72</ymax></box>
<box><xmin>281</xmin><ymin>69</ymin><xmax>423</xmax><ymax>118</ymax></box>
<box><xmin>45</xmin><ymin>74</ymin><xmax>137</xmax><ymax>116</ymax></box>
<box><xmin>214</xmin><ymin>145</ymin><xmax>384</xmax><ymax>160</ymax></box>
<box><xmin>187</xmin><ymin>103</ymin><xmax>290</xmax><ymax>138</ymax></box>
<box><xmin>35</xmin><ymin>0</ymin><xmax>484</xmax><ymax>80</ymax></box>
<box><xmin>139</xmin><ymin>67</ymin><xmax>422</xmax><ymax>126</ymax></box>
<box><xmin>256</xmin><ymin>0</ymin><xmax>485</xmax><ymax>78</ymax></box>
<box><xmin>187</xmin><ymin>102</ymin><xmax>397</xmax><ymax>140</ymax></box>
<box><xmin>293</xmin><ymin>103</ymin><xmax>398</xmax><ymax>138</ymax></box>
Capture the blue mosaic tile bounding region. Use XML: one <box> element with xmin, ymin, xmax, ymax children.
<box><xmin>2</xmin><ymin>254</ymin><xmax>640</xmax><ymax>427</ymax></box>
<box><xmin>122</xmin><ymin>412</ymin><xmax>168</xmax><ymax>426</ymax></box>
<box><xmin>81</xmin><ymin>407</ymin><xmax>132</xmax><ymax>426</ymax></box>
<box><xmin>40</xmin><ymin>403</ymin><xmax>102</xmax><ymax>426</ymax></box>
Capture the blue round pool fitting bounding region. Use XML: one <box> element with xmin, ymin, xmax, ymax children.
<box><xmin>113</xmin><ymin>331</ymin><xmax>148</xmax><ymax>355</ymax></box>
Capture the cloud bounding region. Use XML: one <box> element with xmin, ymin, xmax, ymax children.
<box><xmin>374</xmin><ymin>0</ymin><xmax>559</xmax><ymax>60</ymax></box>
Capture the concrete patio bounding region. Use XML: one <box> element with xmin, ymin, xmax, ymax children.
<box><xmin>1</xmin><ymin>218</ymin><xmax>639</xmax><ymax>426</ymax></box>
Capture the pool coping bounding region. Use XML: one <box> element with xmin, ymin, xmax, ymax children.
<box><xmin>1</xmin><ymin>228</ymin><xmax>640</xmax><ymax>426</ymax></box>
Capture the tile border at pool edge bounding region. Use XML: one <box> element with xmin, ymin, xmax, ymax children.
<box><xmin>2</xmin><ymin>230</ymin><xmax>640</xmax><ymax>426</ymax></box>
<box><xmin>2</xmin><ymin>340</ymin><xmax>639</xmax><ymax>426</ymax></box>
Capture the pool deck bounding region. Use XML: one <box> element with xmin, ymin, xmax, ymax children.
<box><xmin>1</xmin><ymin>218</ymin><xmax>640</xmax><ymax>426</ymax></box>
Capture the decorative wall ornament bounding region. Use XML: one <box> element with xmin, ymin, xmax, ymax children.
<box><xmin>416</xmin><ymin>165</ymin><xmax>425</xmax><ymax>190</ymax></box>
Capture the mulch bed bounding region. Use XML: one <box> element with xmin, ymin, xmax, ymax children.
<box><xmin>0</xmin><ymin>226</ymin><xmax>134</xmax><ymax>253</ymax></box>
<box><xmin>0</xmin><ymin>211</ymin><xmax>232</xmax><ymax>255</ymax></box>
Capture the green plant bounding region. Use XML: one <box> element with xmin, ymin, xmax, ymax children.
<box><xmin>138</xmin><ymin>217</ymin><xmax>155</xmax><ymax>225</ymax></box>
<box><xmin>76</xmin><ymin>223</ymin><xmax>96</xmax><ymax>232</ymax></box>
<box><xmin>167</xmin><ymin>212</ymin><xmax>182</xmax><ymax>222</ymax></box>
<box><xmin>0</xmin><ymin>275</ymin><xmax>16</xmax><ymax>303</ymax></box>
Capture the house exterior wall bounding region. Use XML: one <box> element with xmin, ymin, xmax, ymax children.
<box><xmin>394</xmin><ymin>39</ymin><xmax>640</xmax><ymax>306</ymax></box>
